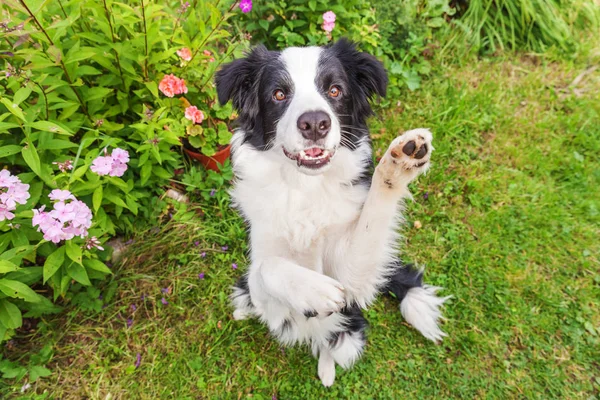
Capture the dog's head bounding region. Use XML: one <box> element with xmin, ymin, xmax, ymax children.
<box><xmin>216</xmin><ymin>39</ymin><xmax>387</xmax><ymax>175</ymax></box>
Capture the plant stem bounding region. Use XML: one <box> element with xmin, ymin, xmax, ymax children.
<box><xmin>189</xmin><ymin>0</ymin><xmax>223</xmax><ymax>42</ymax></box>
<box><xmin>102</xmin><ymin>0</ymin><xmax>127</xmax><ymax>93</ymax></box>
<box><xmin>18</xmin><ymin>0</ymin><xmax>92</xmax><ymax>122</ymax></box>
<box><xmin>31</xmin><ymin>80</ymin><xmax>49</xmax><ymax>120</ymax></box>
<box><xmin>140</xmin><ymin>0</ymin><xmax>149</xmax><ymax>80</ymax></box>
<box><xmin>194</xmin><ymin>41</ymin><xmax>239</xmax><ymax>93</ymax></box>
<box><xmin>183</xmin><ymin>0</ymin><xmax>235</xmax><ymax>72</ymax></box>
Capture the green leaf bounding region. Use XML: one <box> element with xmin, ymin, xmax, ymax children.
<box><xmin>0</xmin><ymin>299</ymin><xmax>22</xmax><ymax>329</ymax></box>
<box><xmin>65</xmin><ymin>241</ymin><xmax>82</xmax><ymax>265</ymax></box>
<box><xmin>104</xmin><ymin>192</ymin><xmax>129</xmax><ymax>209</ymax></box>
<box><xmin>92</xmin><ymin>186</ymin><xmax>103</xmax><ymax>212</ymax></box>
<box><xmin>66</xmin><ymin>263</ymin><xmax>91</xmax><ymax>286</ymax></box>
<box><xmin>21</xmin><ymin>142</ymin><xmax>42</xmax><ymax>178</ymax></box>
<box><xmin>259</xmin><ymin>20</ymin><xmax>269</xmax><ymax>31</ymax></box>
<box><xmin>140</xmin><ymin>162</ymin><xmax>152</xmax><ymax>186</ymax></box>
<box><xmin>65</xmin><ymin>48</ymin><xmax>97</xmax><ymax>64</ymax></box>
<box><xmin>43</xmin><ymin>247</ymin><xmax>65</xmax><ymax>284</ymax></box>
<box><xmin>0</xmin><ymin>98</ymin><xmax>26</xmax><ymax>121</ymax></box>
<box><xmin>83</xmin><ymin>259</ymin><xmax>112</xmax><ymax>275</ymax></box>
<box><xmin>0</xmin><ymin>279</ymin><xmax>41</xmax><ymax>303</ymax></box>
<box><xmin>145</xmin><ymin>81</ymin><xmax>158</xmax><ymax>98</ymax></box>
<box><xmin>30</xmin><ymin>120</ymin><xmax>73</xmax><ymax>136</ymax></box>
<box><xmin>0</xmin><ymin>145</ymin><xmax>23</xmax><ymax>158</ymax></box>
<box><xmin>13</xmin><ymin>87</ymin><xmax>33</xmax><ymax>105</ymax></box>
<box><xmin>0</xmin><ymin>260</ymin><xmax>20</xmax><ymax>274</ymax></box>
<box><xmin>29</xmin><ymin>366</ymin><xmax>52</xmax><ymax>382</ymax></box>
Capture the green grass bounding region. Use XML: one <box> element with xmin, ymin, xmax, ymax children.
<box><xmin>2</xmin><ymin>50</ymin><xmax>600</xmax><ymax>399</ymax></box>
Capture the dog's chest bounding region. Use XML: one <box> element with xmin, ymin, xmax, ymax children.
<box><xmin>234</xmin><ymin>174</ymin><xmax>365</xmax><ymax>255</ymax></box>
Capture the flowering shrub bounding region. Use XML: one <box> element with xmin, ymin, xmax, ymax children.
<box><xmin>0</xmin><ymin>0</ymin><xmax>247</xmax><ymax>342</ymax></box>
<box><xmin>238</xmin><ymin>0</ymin><xmax>455</xmax><ymax>97</ymax></box>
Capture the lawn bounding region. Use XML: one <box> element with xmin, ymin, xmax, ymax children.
<box><xmin>3</xmin><ymin>49</ymin><xmax>599</xmax><ymax>399</ymax></box>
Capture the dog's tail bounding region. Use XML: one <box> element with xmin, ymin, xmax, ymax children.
<box><xmin>382</xmin><ymin>263</ymin><xmax>451</xmax><ymax>342</ymax></box>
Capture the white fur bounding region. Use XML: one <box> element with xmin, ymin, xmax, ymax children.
<box><xmin>276</xmin><ymin>47</ymin><xmax>342</xmax><ymax>174</ymax></box>
<box><xmin>401</xmin><ymin>286</ymin><xmax>451</xmax><ymax>342</ymax></box>
<box><xmin>229</xmin><ymin>50</ymin><xmax>448</xmax><ymax>386</ymax></box>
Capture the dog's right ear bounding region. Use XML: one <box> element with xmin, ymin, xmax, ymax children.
<box><xmin>215</xmin><ymin>45</ymin><xmax>269</xmax><ymax>122</ymax></box>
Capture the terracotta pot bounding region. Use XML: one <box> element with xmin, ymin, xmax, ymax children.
<box><xmin>184</xmin><ymin>143</ymin><xmax>231</xmax><ymax>171</ymax></box>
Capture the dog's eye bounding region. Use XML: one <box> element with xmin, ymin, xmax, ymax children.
<box><xmin>273</xmin><ymin>90</ymin><xmax>286</xmax><ymax>101</ymax></box>
<box><xmin>328</xmin><ymin>86</ymin><xmax>341</xmax><ymax>98</ymax></box>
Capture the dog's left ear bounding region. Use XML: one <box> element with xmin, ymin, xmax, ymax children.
<box><xmin>329</xmin><ymin>38</ymin><xmax>388</xmax><ymax>100</ymax></box>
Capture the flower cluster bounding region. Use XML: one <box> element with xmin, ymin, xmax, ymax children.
<box><xmin>159</xmin><ymin>74</ymin><xmax>188</xmax><ymax>97</ymax></box>
<box><xmin>176</xmin><ymin>47</ymin><xmax>192</xmax><ymax>62</ymax></box>
<box><xmin>184</xmin><ymin>106</ymin><xmax>204</xmax><ymax>124</ymax></box>
<box><xmin>239</xmin><ymin>0</ymin><xmax>252</xmax><ymax>13</ymax></box>
<box><xmin>53</xmin><ymin>159</ymin><xmax>73</xmax><ymax>173</ymax></box>
<box><xmin>91</xmin><ymin>148</ymin><xmax>130</xmax><ymax>177</ymax></box>
<box><xmin>0</xmin><ymin>170</ymin><xmax>30</xmax><ymax>221</ymax></box>
<box><xmin>322</xmin><ymin>11</ymin><xmax>336</xmax><ymax>33</ymax></box>
<box><xmin>32</xmin><ymin>190</ymin><xmax>93</xmax><ymax>243</ymax></box>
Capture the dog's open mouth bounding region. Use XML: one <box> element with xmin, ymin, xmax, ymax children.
<box><xmin>283</xmin><ymin>147</ymin><xmax>335</xmax><ymax>169</ymax></box>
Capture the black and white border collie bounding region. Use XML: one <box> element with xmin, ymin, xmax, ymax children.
<box><xmin>215</xmin><ymin>39</ymin><xmax>450</xmax><ymax>387</ymax></box>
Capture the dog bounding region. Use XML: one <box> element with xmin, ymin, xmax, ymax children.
<box><xmin>215</xmin><ymin>38</ymin><xmax>450</xmax><ymax>387</ymax></box>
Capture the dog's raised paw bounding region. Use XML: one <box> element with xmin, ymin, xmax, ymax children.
<box><xmin>376</xmin><ymin>128</ymin><xmax>433</xmax><ymax>189</ymax></box>
<box><xmin>389</xmin><ymin>128</ymin><xmax>433</xmax><ymax>170</ymax></box>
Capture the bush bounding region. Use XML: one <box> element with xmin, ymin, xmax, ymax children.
<box><xmin>237</xmin><ymin>0</ymin><xmax>455</xmax><ymax>98</ymax></box>
<box><xmin>0</xmin><ymin>0</ymin><xmax>247</xmax><ymax>342</ymax></box>
<box><xmin>450</xmin><ymin>0</ymin><xmax>600</xmax><ymax>54</ymax></box>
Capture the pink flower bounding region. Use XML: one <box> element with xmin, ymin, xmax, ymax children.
<box><xmin>185</xmin><ymin>106</ymin><xmax>205</xmax><ymax>124</ymax></box>
<box><xmin>48</xmin><ymin>189</ymin><xmax>76</xmax><ymax>202</ymax></box>
<box><xmin>33</xmin><ymin>194</ymin><xmax>93</xmax><ymax>243</ymax></box>
<box><xmin>176</xmin><ymin>47</ymin><xmax>192</xmax><ymax>62</ymax></box>
<box><xmin>239</xmin><ymin>0</ymin><xmax>252</xmax><ymax>13</ymax></box>
<box><xmin>0</xmin><ymin>204</ymin><xmax>15</xmax><ymax>222</ymax></box>
<box><xmin>0</xmin><ymin>171</ymin><xmax>29</xmax><ymax>221</ymax></box>
<box><xmin>203</xmin><ymin>50</ymin><xmax>212</xmax><ymax>56</ymax></box>
<box><xmin>90</xmin><ymin>156</ymin><xmax>113</xmax><ymax>175</ymax></box>
<box><xmin>159</xmin><ymin>74</ymin><xmax>188</xmax><ymax>97</ymax></box>
<box><xmin>85</xmin><ymin>236</ymin><xmax>104</xmax><ymax>251</ymax></box>
<box><xmin>322</xmin><ymin>21</ymin><xmax>335</xmax><ymax>33</ymax></box>
<box><xmin>323</xmin><ymin>11</ymin><xmax>336</xmax><ymax>23</ymax></box>
<box><xmin>91</xmin><ymin>148</ymin><xmax>130</xmax><ymax>177</ymax></box>
<box><xmin>111</xmin><ymin>148</ymin><xmax>130</xmax><ymax>164</ymax></box>
<box><xmin>52</xmin><ymin>160</ymin><xmax>73</xmax><ymax>173</ymax></box>
<box><xmin>0</xmin><ymin>170</ymin><xmax>19</xmax><ymax>188</ymax></box>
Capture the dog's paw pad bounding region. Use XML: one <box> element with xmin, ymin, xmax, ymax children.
<box><xmin>389</xmin><ymin>129</ymin><xmax>433</xmax><ymax>170</ymax></box>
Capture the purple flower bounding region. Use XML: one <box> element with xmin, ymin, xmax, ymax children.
<box><xmin>161</xmin><ymin>297</ymin><xmax>168</xmax><ymax>305</ymax></box>
<box><xmin>194</xmin><ymin>241</ymin><xmax>200</xmax><ymax>246</ymax></box>
<box><xmin>198</xmin><ymin>273</ymin><xmax>205</xmax><ymax>279</ymax></box>
<box><xmin>161</xmin><ymin>288</ymin><xmax>169</xmax><ymax>294</ymax></box>
<box><xmin>200</xmin><ymin>252</ymin><xmax>206</xmax><ymax>258</ymax></box>
<box><xmin>131</xmin><ymin>304</ymin><xmax>137</xmax><ymax>312</ymax></box>
<box><xmin>232</xmin><ymin>263</ymin><xmax>238</xmax><ymax>270</ymax></box>
<box><xmin>127</xmin><ymin>318</ymin><xmax>133</xmax><ymax>328</ymax></box>
<box><xmin>135</xmin><ymin>353</ymin><xmax>141</xmax><ymax>368</ymax></box>
<box><xmin>239</xmin><ymin>0</ymin><xmax>252</xmax><ymax>13</ymax></box>
<box><xmin>221</xmin><ymin>245</ymin><xmax>228</xmax><ymax>251</ymax></box>
<box><xmin>141</xmin><ymin>294</ymin><xmax>146</xmax><ymax>300</ymax></box>
<box><xmin>210</xmin><ymin>189</ymin><xmax>216</xmax><ymax>197</ymax></box>
<box><xmin>423</xmin><ymin>192</ymin><xmax>429</xmax><ymax>200</ymax></box>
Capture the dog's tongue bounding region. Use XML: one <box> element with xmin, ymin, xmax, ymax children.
<box><xmin>305</xmin><ymin>148</ymin><xmax>323</xmax><ymax>157</ymax></box>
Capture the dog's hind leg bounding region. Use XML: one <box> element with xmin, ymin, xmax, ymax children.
<box><xmin>231</xmin><ymin>274</ymin><xmax>256</xmax><ymax>320</ymax></box>
<box><xmin>318</xmin><ymin>347</ymin><xmax>336</xmax><ymax>387</ymax></box>
<box><xmin>382</xmin><ymin>262</ymin><xmax>451</xmax><ymax>342</ymax></box>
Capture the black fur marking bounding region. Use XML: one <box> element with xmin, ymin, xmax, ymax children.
<box><xmin>384</xmin><ymin>179</ymin><xmax>393</xmax><ymax>189</ymax></box>
<box><xmin>233</xmin><ymin>274</ymin><xmax>253</xmax><ymax>309</ymax></box>
<box><xmin>319</xmin><ymin>39</ymin><xmax>388</xmax><ymax>151</ymax></box>
<box><xmin>215</xmin><ymin>46</ymin><xmax>292</xmax><ymax>151</ymax></box>
<box><xmin>303</xmin><ymin>309</ymin><xmax>319</xmax><ymax>319</ymax></box>
<box><xmin>327</xmin><ymin>304</ymin><xmax>368</xmax><ymax>349</ymax></box>
<box><xmin>381</xmin><ymin>262</ymin><xmax>424</xmax><ymax>302</ymax></box>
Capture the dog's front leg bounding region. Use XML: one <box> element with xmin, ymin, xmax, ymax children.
<box><xmin>247</xmin><ymin>256</ymin><xmax>346</xmax><ymax>318</ymax></box>
<box><xmin>332</xmin><ymin>129</ymin><xmax>434</xmax><ymax>307</ymax></box>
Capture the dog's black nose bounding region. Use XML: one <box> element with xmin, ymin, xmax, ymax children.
<box><xmin>297</xmin><ymin>111</ymin><xmax>331</xmax><ymax>141</ymax></box>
